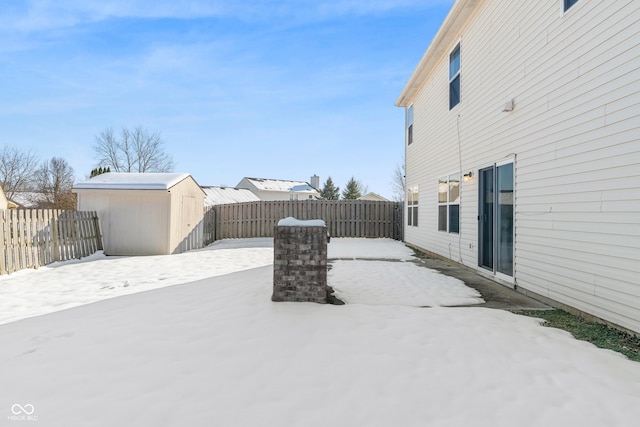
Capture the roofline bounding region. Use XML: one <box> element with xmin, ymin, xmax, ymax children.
<box><xmin>244</xmin><ymin>177</ymin><xmax>312</xmax><ymax>185</ymax></box>
<box><xmin>395</xmin><ymin>0</ymin><xmax>484</xmax><ymax>107</ymax></box>
<box><xmin>72</xmin><ymin>173</ymin><xmax>206</xmax><ymax>195</ymax></box>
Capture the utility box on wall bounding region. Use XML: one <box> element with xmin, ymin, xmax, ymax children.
<box><xmin>272</xmin><ymin>217</ymin><xmax>328</xmax><ymax>303</ymax></box>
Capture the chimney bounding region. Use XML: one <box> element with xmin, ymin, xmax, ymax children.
<box><xmin>310</xmin><ymin>175</ymin><xmax>320</xmax><ymax>190</ymax></box>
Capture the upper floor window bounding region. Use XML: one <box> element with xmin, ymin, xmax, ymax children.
<box><xmin>449</xmin><ymin>44</ymin><xmax>461</xmax><ymax>109</ymax></box>
<box><xmin>407</xmin><ymin>105</ymin><xmax>414</xmax><ymax>145</ymax></box>
<box><xmin>564</xmin><ymin>0</ymin><xmax>579</xmax><ymax>12</ymax></box>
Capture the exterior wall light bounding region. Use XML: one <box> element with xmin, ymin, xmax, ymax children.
<box><xmin>463</xmin><ymin>171</ymin><xmax>474</xmax><ymax>182</ymax></box>
<box><xmin>502</xmin><ymin>99</ymin><xmax>515</xmax><ymax>112</ymax></box>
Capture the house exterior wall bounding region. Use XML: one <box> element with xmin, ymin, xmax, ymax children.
<box><xmin>167</xmin><ymin>176</ymin><xmax>205</xmax><ymax>254</ymax></box>
<box><xmin>401</xmin><ymin>0</ymin><xmax>640</xmax><ymax>332</ymax></box>
<box><xmin>255</xmin><ymin>190</ymin><xmax>318</xmax><ymax>201</ymax></box>
<box><xmin>0</xmin><ymin>188</ymin><xmax>8</xmax><ymax>210</ymax></box>
<box><xmin>236</xmin><ymin>177</ymin><xmax>320</xmax><ymax>201</ymax></box>
<box><xmin>77</xmin><ymin>190</ymin><xmax>171</xmax><ymax>256</ymax></box>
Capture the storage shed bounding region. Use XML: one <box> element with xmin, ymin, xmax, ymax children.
<box><xmin>73</xmin><ymin>173</ymin><xmax>205</xmax><ymax>256</ymax></box>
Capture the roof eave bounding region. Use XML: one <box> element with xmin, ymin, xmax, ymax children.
<box><xmin>395</xmin><ymin>0</ymin><xmax>484</xmax><ymax>107</ymax></box>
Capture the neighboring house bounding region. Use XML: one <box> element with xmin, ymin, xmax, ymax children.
<box><xmin>396</xmin><ymin>1</ymin><xmax>640</xmax><ymax>333</ymax></box>
<box><xmin>74</xmin><ymin>173</ymin><xmax>206</xmax><ymax>256</ymax></box>
<box><xmin>358</xmin><ymin>192</ymin><xmax>390</xmax><ymax>202</ymax></box>
<box><xmin>0</xmin><ymin>186</ymin><xmax>13</xmax><ymax>209</ymax></box>
<box><xmin>202</xmin><ymin>186</ymin><xmax>260</xmax><ymax>206</ymax></box>
<box><xmin>236</xmin><ymin>177</ymin><xmax>321</xmax><ymax>201</ymax></box>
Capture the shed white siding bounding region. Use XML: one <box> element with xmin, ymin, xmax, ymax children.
<box><xmin>81</xmin><ymin>190</ymin><xmax>171</xmax><ymax>256</ymax></box>
<box><xmin>168</xmin><ymin>177</ymin><xmax>206</xmax><ymax>254</ymax></box>
<box><xmin>75</xmin><ymin>173</ymin><xmax>205</xmax><ymax>256</ymax></box>
<box><xmin>399</xmin><ymin>0</ymin><xmax>640</xmax><ymax>332</ymax></box>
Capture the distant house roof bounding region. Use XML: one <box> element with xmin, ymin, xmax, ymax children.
<box><xmin>236</xmin><ymin>177</ymin><xmax>318</xmax><ymax>194</ymax></box>
<box><xmin>358</xmin><ymin>192</ymin><xmax>390</xmax><ymax>202</ymax></box>
<box><xmin>74</xmin><ymin>173</ymin><xmax>194</xmax><ymax>191</ymax></box>
<box><xmin>8</xmin><ymin>192</ymin><xmax>46</xmax><ymax>208</ymax></box>
<box><xmin>202</xmin><ymin>186</ymin><xmax>260</xmax><ymax>206</ymax></box>
<box><xmin>241</xmin><ymin>177</ymin><xmax>318</xmax><ymax>194</ymax></box>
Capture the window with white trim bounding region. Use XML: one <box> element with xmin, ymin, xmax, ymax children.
<box><xmin>406</xmin><ymin>105</ymin><xmax>414</xmax><ymax>145</ymax></box>
<box><xmin>449</xmin><ymin>44</ymin><xmax>461</xmax><ymax>109</ymax></box>
<box><xmin>564</xmin><ymin>0</ymin><xmax>579</xmax><ymax>12</ymax></box>
<box><xmin>437</xmin><ymin>173</ymin><xmax>460</xmax><ymax>233</ymax></box>
<box><xmin>407</xmin><ymin>186</ymin><xmax>419</xmax><ymax>227</ymax></box>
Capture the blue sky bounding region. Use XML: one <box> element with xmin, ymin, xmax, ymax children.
<box><xmin>1</xmin><ymin>0</ymin><xmax>454</xmax><ymax>199</ymax></box>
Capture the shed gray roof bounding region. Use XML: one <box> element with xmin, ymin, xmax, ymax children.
<box><xmin>202</xmin><ymin>186</ymin><xmax>260</xmax><ymax>206</ymax></box>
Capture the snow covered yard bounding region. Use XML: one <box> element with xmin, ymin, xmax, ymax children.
<box><xmin>1</xmin><ymin>238</ymin><xmax>639</xmax><ymax>426</ymax></box>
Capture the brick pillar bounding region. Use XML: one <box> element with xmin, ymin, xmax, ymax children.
<box><xmin>272</xmin><ymin>223</ymin><xmax>328</xmax><ymax>303</ymax></box>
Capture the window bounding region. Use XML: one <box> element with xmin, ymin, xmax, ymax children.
<box><xmin>564</xmin><ymin>0</ymin><xmax>579</xmax><ymax>12</ymax></box>
<box><xmin>449</xmin><ymin>44</ymin><xmax>461</xmax><ymax>109</ymax></box>
<box><xmin>407</xmin><ymin>105</ymin><xmax>414</xmax><ymax>145</ymax></box>
<box><xmin>437</xmin><ymin>173</ymin><xmax>460</xmax><ymax>233</ymax></box>
<box><xmin>407</xmin><ymin>186</ymin><xmax>419</xmax><ymax>227</ymax></box>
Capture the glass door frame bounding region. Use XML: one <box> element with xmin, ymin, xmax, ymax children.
<box><xmin>478</xmin><ymin>159</ymin><xmax>515</xmax><ymax>283</ymax></box>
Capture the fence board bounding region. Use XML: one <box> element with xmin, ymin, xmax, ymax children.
<box><xmin>0</xmin><ymin>209</ymin><xmax>103</xmax><ymax>275</ymax></box>
<box><xmin>203</xmin><ymin>200</ymin><xmax>403</xmax><ymax>243</ymax></box>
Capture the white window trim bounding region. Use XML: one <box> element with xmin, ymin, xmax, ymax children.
<box><xmin>406</xmin><ymin>105</ymin><xmax>414</xmax><ymax>145</ymax></box>
<box><xmin>437</xmin><ymin>172</ymin><xmax>460</xmax><ymax>234</ymax></box>
<box><xmin>449</xmin><ymin>42</ymin><xmax>461</xmax><ymax>110</ymax></box>
<box><xmin>407</xmin><ymin>185</ymin><xmax>419</xmax><ymax>227</ymax></box>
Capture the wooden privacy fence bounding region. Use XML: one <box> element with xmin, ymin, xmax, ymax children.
<box><xmin>0</xmin><ymin>209</ymin><xmax>103</xmax><ymax>275</ymax></box>
<box><xmin>204</xmin><ymin>200</ymin><xmax>403</xmax><ymax>243</ymax></box>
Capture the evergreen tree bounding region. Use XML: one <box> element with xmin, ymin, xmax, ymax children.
<box><xmin>341</xmin><ymin>177</ymin><xmax>363</xmax><ymax>200</ymax></box>
<box><xmin>90</xmin><ymin>166</ymin><xmax>110</xmax><ymax>178</ymax></box>
<box><xmin>320</xmin><ymin>177</ymin><xmax>340</xmax><ymax>200</ymax></box>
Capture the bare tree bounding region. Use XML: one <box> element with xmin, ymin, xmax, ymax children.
<box><xmin>93</xmin><ymin>126</ymin><xmax>175</xmax><ymax>173</ymax></box>
<box><xmin>32</xmin><ymin>157</ymin><xmax>77</xmax><ymax>210</ymax></box>
<box><xmin>391</xmin><ymin>155</ymin><xmax>406</xmax><ymax>202</ymax></box>
<box><xmin>0</xmin><ymin>145</ymin><xmax>39</xmax><ymax>199</ymax></box>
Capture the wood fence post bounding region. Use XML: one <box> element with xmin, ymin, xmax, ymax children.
<box><xmin>92</xmin><ymin>212</ymin><xmax>103</xmax><ymax>251</ymax></box>
<box><xmin>51</xmin><ymin>215</ymin><xmax>61</xmax><ymax>262</ymax></box>
<box><xmin>0</xmin><ymin>210</ymin><xmax>6</xmax><ymax>275</ymax></box>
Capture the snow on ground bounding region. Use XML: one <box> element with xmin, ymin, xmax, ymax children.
<box><xmin>1</xmin><ymin>238</ymin><xmax>639</xmax><ymax>427</ymax></box>
<box><xmin>328</xmin><ymin>237</ymin><xmax>416</xmax><ymax>260</ymax></box>
<box><xmin>330</xmin><ymin>260</ymin><xmax>483</xmax><ymax>306</ymax></box>
<box><xmin>0</xmin><ymin>238</ymin><xmax>274</xmax><ymax>325</ymax></box>
<box><xmin>0</xmin><ymin>237</ymin><xmax>471</xmax><ymax>325</ymax></box>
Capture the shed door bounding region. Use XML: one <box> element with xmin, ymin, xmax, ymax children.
<box><xmin>180</xmin><ymin>196</ymin><xmax>198</xmax><ymax>252</ymax></box>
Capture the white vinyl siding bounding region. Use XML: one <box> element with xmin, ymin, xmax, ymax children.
<box><xmin>402</xmin><ymin>0</ymin><xmax>640</xmax><ymax>332</ymax></box>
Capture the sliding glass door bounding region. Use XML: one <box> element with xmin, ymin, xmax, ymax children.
<box><xmin>478</xmin><ymin>162</ymin><xmax>514</xmax><ymax>278</ymax></box>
